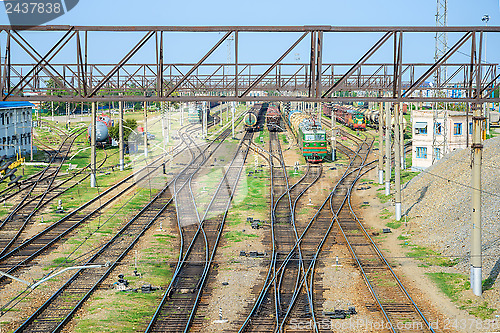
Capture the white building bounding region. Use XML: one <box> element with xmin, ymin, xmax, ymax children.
<box><xmin>0</xmin><ymin>102</ymin><xmax>33</xmax><ymax>158</ymax></box>
<box><xmin>411</xmin><ymin>109</ymin><xmax>471</xmax><ymax>170</ymax></box>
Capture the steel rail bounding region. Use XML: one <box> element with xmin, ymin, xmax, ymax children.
<box><xmin>145</xmin><ymin>117</ymin><xmax>247</xmax><ymax>332</ymax></box>
<box><xmin>0</xmin><ymin>144</ymin><xmax>109</xmax><ymax>258</ymax></box>
<box><xmin>344</xmin><ymin>177</ymin><xmax>436</xmax><ymax>332</ymax></box>
<box><xmin>0</xmin><ymin>134</ymin><xmax>189</xmax><ymax>284</ymax></box>
<box><xmin>271</xmin><ymin>138</ymin><xmax>320</xmax><ymax>330</ymax></box>
<box><xmin>276</xmin><ymin>135</ymin><xmax>372</xmax><ymax>332</ymax></box>
<box><xmin>10</xmin><ymin>122</ymin><xmax>220</xmax><ymax>332</ymax></box>
<box><xmin>160</xmin><ymin>117</ymin><xmax>244</xmax><ymax>296</ymax></box>
<box><xmin>183</xmin><ymin>131</ymin><xmax>254</xmax><ymax>332</ymax></box>
<box><xmin>0</xmin><ymin>128</ymin><xmax>85</xmax><ymax>243</ymax></box>
<box><xmin>238</xmin><ymin>130</ymin><xmax>369</xmax><ymax>332</ymax></box>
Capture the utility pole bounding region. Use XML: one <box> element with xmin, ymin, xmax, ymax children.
<box><xmin>471</xmin><ymin>103</ymin><xmax>483</xmax><ymax>296</ymax></box>
<box><xmin>378</xmin><ymin>100</ymin><xmax>384</xmax><ymax>184</ymax></box>
<box><xmin>204</xmin><ymin>102</ymin><xmax>208</xmax><ymax>138</ymax></box>
<box><xmin>394</xmin><ymin>103</ymin><xmax>402</xmax><ymax>221</ymax></box>
<box><xmin>331</xmin><ymin>104</ymin><xmax>336</xmax><ymax>161</ymax></box>
<box><xmin>384</xmin><ymin>102</ymin><xmax>391</xmax><ymax>196</ymax></box>
<box><xmin>201</xmin><ymin>102</ymin><xmax>206</xmax><ymax>138</ymax></box>
<box><xmin>400</xmin><ymin>105</ymin><xmax>405</xmax><ymax>169</ymax></box>
<box><xmin>119</xmin><ymin>94</ymin><xmax>124</xmax><ymax>171</ymax></box>
<box><xmin>180</xmin><ymin>103</ymin><xmax>184</xmax><ymax>126</ymax></box>
<box><xmin>90</xmin><ymin>102</ymin><xmax>96</xmax><ymax>188</ymax></box>
<box><xmin>143</xmin><ymin>99</ymin><xmax>148</xmax><ymax>158</ymax></box>
<box><xmin>470</xmin><ymin>32</ymin><xmax>483</xmax><ymax>297</ymax></box>
<box><xmin>231</xmin><ymin>101</ymin><xmax>235</xmax><ymax>138</ymax></box>
<box><xmin>161</xmin><ymin>102</ymin><xmax>167</xmax><ymax>174</ymax></box>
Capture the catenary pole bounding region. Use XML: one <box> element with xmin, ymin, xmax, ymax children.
<box><xmin>384</xmin><ymin>102</ymin><xmax>391</xmax><ymax>196</ymax></box>
<box><xmin>119</xmin><ymin>94</ymin><xmax>124</xmax><ymax>171</ymax></box>
<box><xmin>90</xmin><ymin>102</ymin><xmax>96</xmax><ymax>188</ymax></box>
<box><xmin>378</xmin><ymin>100</ymin><xmax>384</xmax><ymax>184</ymax></box>
<box><xmin>470</xmin><ymin>31</ymin><xmax>483</xmax><ymax>297</ymax></box>
<box><xmin>394</xmin><ymin>103</ymin><xmax>402</xmax><ymax>221</ymax></box>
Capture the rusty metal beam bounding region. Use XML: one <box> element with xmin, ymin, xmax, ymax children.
<box><xmin>240</xmin><ymin>32</ymin><xmax>308</xmax><ymax>97</ymax></box>
<box><xmin>90</xmin><ymin>31</ymin><xmax>155</xmax><ymax>97</ymax></box>
<box><xmin>322</xmin><ymin>31</ymin><xmax>393</xmax><ymax>98</ymax></box>
<box><xmin>165</xmin><ymin>31</ymin><xmax>233</xmax><ymax>97</ymax></box>
<box><xmin>403</xmin><ymin>32</ymin><xmax>473</xmax><ymax>97</ymax></box>
<box><xmin>2</xmin><ymin>25</ymin><xmax>500</xmax><ymax>32</ymax></box>
<box><xmin>3</xmin><ymin>27</ymin><xmax>75</xmax><ymax>99</ymax></box>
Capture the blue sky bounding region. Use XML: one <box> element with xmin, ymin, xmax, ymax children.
<box><xmin>0</xmin><ymin>0</ymin><xmax>499</xmax><ymax>78</ymax></box>
<box><xmin>0</xmin><ymin>0</ymin><xmax>497</xmax><ymax>27</ymax></box>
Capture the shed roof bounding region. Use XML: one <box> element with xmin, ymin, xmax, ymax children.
<box><xmin>0</xmin><ymin>101</ymin><xmax>34</xmax><ymax>109</ymax></box>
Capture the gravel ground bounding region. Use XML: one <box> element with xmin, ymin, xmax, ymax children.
<box><xmin>402</xmin><ymin>136</ymin><xmax>500</xmax><ymax>286</ymax></box>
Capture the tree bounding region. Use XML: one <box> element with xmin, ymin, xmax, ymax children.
<box><xmin>108</xmin><ymin>118</ymin><xmax>139</xmax><ymax>144</ymax></box>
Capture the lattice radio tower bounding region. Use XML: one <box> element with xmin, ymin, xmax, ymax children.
<box><xmin>432</xmin><ymin>0</ymin><xmax>448</xmax><ymax>163</ymax></box>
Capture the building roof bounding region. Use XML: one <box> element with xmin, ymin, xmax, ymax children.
<box><xmin>413</xmin><ymin>109</ymin><xmax>468</xmax><ymax>117</ymax></box>
<box><xmin>0</xmin><ymin>101</ymin><xmax>34</xmax><ymax>109</ymax></box>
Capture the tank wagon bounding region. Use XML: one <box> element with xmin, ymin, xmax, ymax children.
<box><xmin>244</xmin><ymin>103</ymin><xmax>267</xmax><ymax>132</ymax></box>
<box><xmin>360</xmin><ymin>108</ymin><xmax>407</xmax><ymax>132</ymax></box>
<box><xmin>87</xmin><ymin>114</ymin><xmax>114</xmax><ymax>143</ymax></box>
<box><xmin>266</xmin><ymin>103</ymin><xmax>281</xmax><ymax>131</ymax></box>
<box><xmin>287</xmin><ymin>110</ymin><xmax>328</xmax><ymax>163</ymax></box>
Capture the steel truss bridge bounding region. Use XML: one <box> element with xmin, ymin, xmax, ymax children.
<box><xmin>0</xmin><ymin>25</ymin><xmax>499</xmax><ymax>103</ymax></box>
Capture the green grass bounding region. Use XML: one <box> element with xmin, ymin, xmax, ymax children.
<box><xmin>224</xmin><ymin>231</ymin><xmax>258</xmax><ymax>242</ymax></box>
<box><xmin>223</xmin><ymin>166</ymin><xmax>269</xmax><ymax>230</ymax></box>
<box><xmin>426</xmin><ymin>272</ymin><xmax>496</xmax><ymax>320</ymax></box>
<box><xmin>406</xmin><ymin>245</ymin><xmax>458</xmax><ymax>267</ymax></box>
<box><xmin>397</xmin><ymin>234</ymin><xmax>410</xmax><ymax>241</ymax></box>
<box><xmin>386</xmin><ymin>220</ymin><xmax>402</xmax><ymax>229</ymax></box>
<box><xmin>376</xmin><ymin>193</ymin><xmax>391</xmax><ymax>204</ymax></box>
<box><xmin>255</xmin><ymin>128</ymin><xmax>270</xmax><ymax>145</ymax></box>
<box><xmin>379</xmin><ymin>208</ymin><xmax>392</xmax><ymax>220</ymax></box>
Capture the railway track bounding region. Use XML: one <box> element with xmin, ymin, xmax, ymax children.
<box><xmin>236</xmin><ymin>125</ymin><xmax>434</xmax><ymax>332</ymax></box>
<box><xmin>0</xmin><ymin>129</ymin><xmax>86</xmax><ymax>254</ymax></box>
<box><xmin>8</xmin><ymin>118</ymin><xmax>244</xmax><ymax>333</ymax></box>
<box><xmin>145</xmin><ymin>129</ymin><xmax>253</xmax><ymax>333</ymax></box>
<box><xmin>237</xmin><ymin>131</ymin><xmax>323</xmax><ymax>332</ymax></box>
<box><xmin>0</xmin><ymin>126</ymin><xmax>198</xmax><ymax>291</ymax></box>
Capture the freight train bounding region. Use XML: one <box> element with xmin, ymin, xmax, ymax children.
<box><xmin>266</xmin><ymin>103</ymin><xmax>281</xmax><ymax>131</ymax></box>
<box><xmin>286</xmin><ymin>109</ymin><xmax>328</xmax><ymax>163</ymax></box>
<box><xmin>244</xmin><ymin>103</ymin><xmax>267</xmax><ymax>132</ymax></box>
<box><xmin>87</xmin><ymin>114</ymin><xmax>114</xmax><ymax>143</ymax></box>
<box><xmin>323</xmin><ymin>103</ymin><xmax>366</xmax><ymax>130</ymax></box>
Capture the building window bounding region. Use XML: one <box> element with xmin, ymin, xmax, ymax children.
<box><xmin>415</xmin><ymin>122</ymin><xmax>428</xmax><ymax>135</ymax></box>
<box><xmin>434</xmin><ymin>122</ymin><xmax>442</xmax><ymax>135</ymax></box>
<box><xmin>416</xmin><ymin>147</ymin><xmax>427</xmax><ymax>159</ymax></box>
<box><xmin>469</xmin><ymin>122</ymin><xmax>473</xmax><ymax>134</ymax></box>
<box><xmin>434</xmin><ymin>148</ymin><xmax>441</xmax><ymax>160</ymax></box>
<box><xmin>454</xmin><ymin>123</ymin><xmax>463</xmax><ymax>135</ymax></box>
